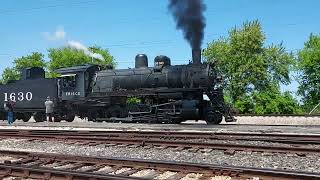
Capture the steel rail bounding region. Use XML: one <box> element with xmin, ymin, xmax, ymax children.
<box><xmin>0</xmin><ymin>164</ymin><xmax>139</xmax><ymax>180</ymax></box>
<box><xmin>237</xmin><ymin>114</ymin><xmax>320</xmax><ymax>117</ymax></box>
<box><xmin>1</xmin><ymin>129</ymin><xmax>320</xmax><ymax>144</ymax></box>
<box><xmin>0</xmin><ymin>129</ymin><xmax>319</xmax><ymax>155</ymax></box>
<box><xmin>4</xmin><ymin>134</ymin><xmax>320</xmax><ymax>154</ymax></box>
<box><xmin>1</xmin><ymin>129</ymin><xmax>320</xmax><ymax>139</ymax></box>
<box><xmin>0</xmin><ymin>150</ymin><xmax>319</xmax><ymax>180</ymax></box>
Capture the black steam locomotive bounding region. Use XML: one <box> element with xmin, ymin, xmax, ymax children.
<box><xmin>0</xmin><ymin>50</ymin><xmax>235</xmax><ymax>124</ymax></box>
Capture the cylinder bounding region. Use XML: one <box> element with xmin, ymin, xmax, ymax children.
<box><xmin>192</xmin><ymin>49</ymin><xmax>201</xmax><ymax>64</ymax></box>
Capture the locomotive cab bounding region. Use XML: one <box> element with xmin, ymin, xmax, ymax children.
<box><xmin>55</xmin><ymin>65</ymin><xmax>99</xmax><ymax>100</ymax></box>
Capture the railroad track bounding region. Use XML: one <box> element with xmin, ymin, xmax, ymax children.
<box><xmin>0</xmin><ymin>150</ymin><xmax>319</xmax><ymax>180</ymax></box>
<box><xmin>0</xmin><ymin>129</ymin><xmax>319</xmax><ymax>155</ymax></box>
<box><xmin>237</xmin><ymin>114</ymin><xmax>320</xmax><ymax>117</ymax></box>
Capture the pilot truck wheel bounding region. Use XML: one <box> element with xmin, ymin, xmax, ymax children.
<box><xmin>206</xmin><ymin>112</ymin><xmax>223</xmax><ymax>125</ymax></box>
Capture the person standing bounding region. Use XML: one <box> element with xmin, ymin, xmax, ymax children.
<box><xmin>45</xmin><ymin>96</ymin><xmax>54</xmax><ymax>122</ymax></box>
<box><xmin>4</xmin><ymin>100</ymin><xmax>14</xmax><ymax>125</ymax></box>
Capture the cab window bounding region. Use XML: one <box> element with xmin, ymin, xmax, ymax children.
<box><xmin>61</xmin><ymin>74</ymin><xmax>77</xmax><ymax>88</ymax></box>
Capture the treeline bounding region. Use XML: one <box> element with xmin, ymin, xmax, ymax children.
<box><xmin>203</xmin><ymin>20</ymin><xmax>319</xmax><ymax>114</ymax></box>
<box><xmin>0</xmin><ymin>46</ymin><xmax>115</xmax><ymax>84</ymax></box>
<box><xmin>1</xmin><ymin>20</ymin><xmax>319</xmax><ymax>114</ymax></box>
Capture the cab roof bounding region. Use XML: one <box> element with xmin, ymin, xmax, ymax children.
<box><xmin>55</xmin><ymin>64</ymin><xmax>100</xmax><ymax>74</ymax></box>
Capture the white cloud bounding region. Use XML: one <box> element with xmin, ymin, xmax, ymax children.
<box><xmin>43</xmin><ymin>26</ymin><xmax>66</xmax><ymax>41</ymax></box>
<box><xmin>67</xmin><ymin>40</ymin><xmax>104</xmax><ymax>60</ymax></box>
<box><xmin>43</xmin><ymin>27</ymin><xmax>103</xmax><ymax>60</ymax></box>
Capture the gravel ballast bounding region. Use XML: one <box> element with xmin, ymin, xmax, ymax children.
<box><xmin>0</xmin><ymin>139</ymin><xmax>318</xmax><ymax>173</ymax></box>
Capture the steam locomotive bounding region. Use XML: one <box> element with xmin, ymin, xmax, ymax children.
<box><xmin>0</xmin><ymin>49</ymin><xmax>235</xmax><ymax>124</ymax></box>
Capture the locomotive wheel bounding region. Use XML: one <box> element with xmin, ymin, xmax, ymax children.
<box><xmin>206</xmin><ymin>112</ymin><xmax>223</xmax><ymax>125</ymax></box>
<box><xmin>65</xmin><ymin>115</ymin><xmax>75</xmax><ymax>122</ymax></box>
<box><xmin>169</xmin><ymin>116</ymin><xmax>183</xmax><ymax>124</ymax></box>
<box><xmin>107</xmin><ymin>105</ymin><xmax>126</xmax><ymax>118</ymax></box>
<box><xmin>15</xmin><ymin>113</ymin><xmax>24</xmax><ymax>121</ymax></box>
<box><xmin>34</xmin><ymin>113</ymin><xmax>46</xmax><ymax>122</ymax></box>
<box><xmin>88</xmin><ymin>110</ymin><xmax>98</xmax><ymax>122</ymax></box>
<box><xmin>22</xmin><ymin>113</ymin><xmax>32</xmax><ymax>122</ymax></box>
<box><xmin>54</xmin><ymin>115</ymin><xmax>62</xmax><ymax>122</ymax></box>
<box><xmin>22</xmin><ymin>118</ymin><xmax>29</xmax><ymax>122</ymax></box>
<box><xmin>56</xmin><ymin>114</ymin><xmax>74</xmax><ymax>122</ymax></box>
<box><xmin>54</xmin><ymin>118</ymin><xmax>61</xmax><ymax>122</ymax></box>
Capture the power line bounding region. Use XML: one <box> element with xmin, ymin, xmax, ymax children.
<box><xmin>102</xmin><ymin>41</ymin><xmax>175</xmax><ymax>48</ymax></box>
<box><xmin>0</xmin><ymin>0</ymin><xmax>99</xmax><ymax>15</ymax></box>
<box><xmin>106</xmin><ymin>44</ymin><xmax>177</xmax><ymax>49</ymax></box>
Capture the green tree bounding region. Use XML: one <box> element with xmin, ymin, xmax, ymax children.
<box><xmin>89</xmin><ymin>46</ymin><xmax>115</xmax><ymax>68</ymax></box>
<box><xmin>233</xmin><ymin>88</ymin><xmax>302</xmax><ymax>114</ymax></box>
<box><xmin>47</xmin><ymin>46</ymin><xmax>115</xmax><ymax>72</ymax></box>
<box><xmin>0</xmin><ymin>52</ymin><xmax>46</xmax><ymax>84</ymax></box>
<box><xmin>203</xmin><ymin>20</ymin><xmax>298</xmax><ymax>114</ymax></box>
<box><xmin>252</xmin><ymin>87</ymin><xmax>302</xmax><ymax>114</ymax></box>
<box><xmin>297</xmin><ymin>34</ymin><xmax>320</xmax><ymax>111</ymax></box>
<box><xmin>1</xmin><ymin>67</ymin><xmax>20</xmax><ymax>84</ymax></box>
<box><xmin>14</xmin><ymin>52</ymin><xmax>46</xmax><ymax>70</ymax></box>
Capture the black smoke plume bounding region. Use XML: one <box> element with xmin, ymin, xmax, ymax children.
<box><xmin>168</xmin><ymin>0</ymin><xmax>206</xmax><ymax>49</ymax></box>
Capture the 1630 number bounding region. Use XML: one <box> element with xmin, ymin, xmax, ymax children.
<box><xmin>4</xmin><ymin>92</ymin><xmax>33</xmax><ymax>102</ymax></box>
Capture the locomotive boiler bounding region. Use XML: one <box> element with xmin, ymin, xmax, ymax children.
<box><xmin>54</xmin><ymin>49</ymin><xmax>235</xmax><ymax>124</ymax></box>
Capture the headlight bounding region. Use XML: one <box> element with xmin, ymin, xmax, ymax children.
<box><xmin>216</xmin><ymin>75</ymin><xmax>223</xmax><ymax>83</ymax></box>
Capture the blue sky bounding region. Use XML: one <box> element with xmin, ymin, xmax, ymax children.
<box><xmin>0</xmin><ymin>0</ymin><xmax>319</xmax><ymax>93</ymax></box>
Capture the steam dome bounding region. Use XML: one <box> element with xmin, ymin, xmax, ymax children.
<box><xmin>135</xmin><ymin>54</ymin><xmax>148</xmax><ymax>68</ymax></box>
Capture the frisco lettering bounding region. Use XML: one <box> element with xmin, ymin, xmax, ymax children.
<box><xmin>65</xmin><ymin>92</ymin><xmax>80</xmax><ymax>96</ymax></box>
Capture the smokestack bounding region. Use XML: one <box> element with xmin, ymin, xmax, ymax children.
<box><xmin>192</xmin><ymin>49</ymin><xmax>201</xmax><ymax>64</ymax></box>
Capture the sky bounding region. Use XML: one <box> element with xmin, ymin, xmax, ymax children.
<box><xmin>0</xmin><ymin>0</ymin><xmax>319</xmax><ymax>94</ymax></box>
